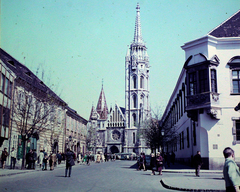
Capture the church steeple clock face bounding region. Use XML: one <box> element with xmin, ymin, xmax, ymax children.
<box><xmin>112</xmin><ymin>130</ymin><xmax>121</xmax><ymax>140</ymax></box>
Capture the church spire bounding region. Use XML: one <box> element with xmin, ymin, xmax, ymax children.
<box><xmin>96</xmin><ymin>84</ymin><xmax>108</xmax><ymax>120</ymax></box>
<box><xmin>133</xmin><ymin>3</ymin><xmax>144</xmax><ymax>45</ymax></box>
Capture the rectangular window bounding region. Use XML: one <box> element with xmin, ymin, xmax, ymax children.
<box><xmin>187</xmin><ymin>127</ymin><xmax>190</xmax><ymax>148</ymax></box>
<box><xmin>1</xmin><ymin>74</ymin><xmax>5</xmax><ymax>92</ymax></box>
<box><xmin>179</xmin><ymin>133</ymin><xmax>181</xmax><ymax>150</ymax></box>
<box><xmin>193</xmin><ymin>122</ymin><xmax>196</xmax><ymax>146</ymax></box>
<box><xmin>182</xmin><ymin>131</ymin><xmax>184</xmax><ymax>149</ymax></box>
<box><xmin>4</xmin><ymin>78</ymin><xmax>9</xmax><ymax>95</ymax></box>
<box><xmin>133</xmin><ymin>132</ymin><xmax>135</xmax><ymax>144</ymax></box>
<box><xmin>236</xmin><ymin>120</ymin><xmax>240</xmax><ymax>141</ymax></box>
<box><xmin>189</xmin><ymin>72</ymin><xmax>197</xmax><ymax>95</ymax></box>
<box><xmin>232</xmin><ymin>70</ymin><xmax>240</xmax><ymax>93</ymax></box>
<box><xmin>211</xmin><ymin>69</ymin><xmax>217</xmax><ymax>93</ymax></box>
<box><xmin>199</xmin><ymin>69</ymin><xmax>208</xmax><ymax>93</ymax></box>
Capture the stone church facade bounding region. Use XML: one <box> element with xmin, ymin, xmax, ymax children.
<box><xmin>88</xmin><ymin>4</ymin><xmax>150</xmax><ymax>155</ymax></box>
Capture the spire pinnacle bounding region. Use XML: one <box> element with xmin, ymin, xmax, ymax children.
<box><xmin>133</xmin><ymin>3</ymin><xmax>144</xmax><ymax>45</ymax></box>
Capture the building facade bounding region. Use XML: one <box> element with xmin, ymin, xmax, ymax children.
<box><xmin>0</xmin><ymin>48</ymin><xmax>87</xmax><ymax>167</ymax></box>
<box><xmin>161</xmin><ymin>10</ymin><xmax>240</xmax><ymax>169</ymax></box>
<box><xmin>88</xmin><ymin>4</ymin><xmax>151</xmax><ymax>155</ymax></box>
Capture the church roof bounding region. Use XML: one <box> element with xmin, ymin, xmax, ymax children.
<box><xmin>208</xmin><ymin>9</ymin><xmax>240</xmax><ymax>38</ymax></box>
<box><xmin>96</xmin><ymin>86</ymin><xmax>108</xmax><ymax>120</ymax></box>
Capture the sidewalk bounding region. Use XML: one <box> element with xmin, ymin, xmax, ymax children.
<box><xmin>0</xmin><ymin>162</ymin><xmax>66</xmax><ymax>177</ymax></box>
<box><xmin>160</xmin><ymin>163</ymin><xmax>225</xmax><ymax>192</ymax></box>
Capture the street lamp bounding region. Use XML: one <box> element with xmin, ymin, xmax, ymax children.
<box><xmin>161</xmin><ymin>130</ymin><xmax>164</xmax><ymax>153</ymax></box>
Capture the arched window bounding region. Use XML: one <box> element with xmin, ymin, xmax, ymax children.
<box><xmin>140</xmin><ymin>76</ymin><xmax>144</xmax><ymax>88</ymax></box>
<box><xmin>133</xmin><ymin>95</ymin><xmax>137</xmax><ymax>108</ymax></box>
<box><xmin>133</xmin><ymin>76</ymin><xmax>137</xmax><ymax>89</ymax></box>
<box><xmin>132</xmin><ymin>113</ymin><xmax>136</xmax><ymax>126</ymax></box>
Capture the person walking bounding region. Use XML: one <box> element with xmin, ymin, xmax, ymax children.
<box><xmin>49</xmin><ymin>152</ymin><xmax>54</xmax><ymax>170</ymax></box>
<box><xmin>42</xmin><ymin>154</ymin><xmax>48</xmax><ymax>170</ymax></box>
<box><xmin>65</xmin><ymin>148</ymin><xmax>75</xmax><ymax>177</ymax></box>
<box><xmin>193</xmin><ymin>151</ymin><xmax>202</xmax><ymax>177</ymax></box>
<box><xmin>39</xmin><ymin>150</ymin><xmax>44</xmax><ymax>168</ymax></box>
<box><xmin>156</xmin><ymin>152</ymin><xmax>164</xmax><ymax>175</ymax></box>
<box><xmin>10</xmin><ymin>147</ymin><xmax>17</xmax><ymax>169</ymax></box>
<box><xmin>223</xmin><ymin>147</ymin><xmax>240</xmax><ymax>192</ymax></box>
<box><xmin>150</xmin><ymin>153</ymin><xmax>156</xmax><ymax>175</ymax></box>
<box><xmin>1</xmin><ymin>148</ymin><xmax>9</xmax><ymax>169</ymax></box>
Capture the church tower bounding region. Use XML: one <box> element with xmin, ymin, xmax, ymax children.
<box><xmin>125</xmin><ymin>3</ymin><xmax>150</xmax><ymax>154</ymax></box>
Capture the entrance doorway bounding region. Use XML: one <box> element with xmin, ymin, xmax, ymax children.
<box><xmin>110</xmin><ymin>146</ymin><xmax>119</xmax><ymax>154</ymax></box>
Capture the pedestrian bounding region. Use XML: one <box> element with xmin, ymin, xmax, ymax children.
<box><xmin>57</xmin><ymin>151</ymin><xmax>62</xmax><ymax>164</ymax></box>
<box><xmin>156</xmin><ymin>152</ymin><xmax>163</xmax><ymax>175</ymax></box>
<box><xmin>26</xmin><ymin>149</ymin><xmax>34</xmax><ymax>169</ymax></box>
<box><xmin>33</xmin><ymin>149</ymin><xmax>37</xmax><ymax>169</ymax></box>
<box><xmin>142</xmin><ymin>152</ymin><xmax>147</xmax><ymax>171</ymax></box>
<box><xmin>150</xmin><ymin>153</ymin><xmax>156</xmax><ymax>175</ymax></box>
<box><xmin>87</xmin><ymin>152</ymin><xmax>91</xmax><ymax>166</ymax></box>
<box><xmin>223</xmin><ymin>147</ymin><xmax>240</xmax><ymax>192</ymax></box>
<box><xmin>65</xmin><ymin>148</ymin><xmax>75</xmax><ymax>177</ymax></box>
<box><xmin>39</xmin><ymin>150</ymin><xmax>44</xmax><ymax>168</ymax></box>
<box><xmin>42</xmin><ymin>154</ymin><xmax>48</xmax><ymax>170</ymax></box>
<box><xmin>10</xmin><ymin>147</ymin><xmax>17</xmax><ymax>169</ymax></box>
<box><xmin>193</xmin><ymin>151</ymin><xmax>202</xmax><ymax>177</ymax></box>
<box><xmin>137</xmin><ymin>153</ymin><xmax>144</xmax><ymax>171</ymax></box>
<box><xmin>49</xmin><ymin>152</ymin><xmax>54</xmax><ymax>170</ymax></box>
<box><xmin>1</xmin><ymin>148</ymin><xmax>9</xmax><ymax>169</ymax></box>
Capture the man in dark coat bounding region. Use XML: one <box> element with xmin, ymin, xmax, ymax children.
<box><xmin>193</xmin><ymin>151</ymin><xmax>202</xmax><ymax>177</ymax></box>
<box><xmin>65</xmin><ymin>148</ymin><xmax>75</xmax><ymax>177</ymax></box>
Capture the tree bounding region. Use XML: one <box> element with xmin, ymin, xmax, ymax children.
<box><xmin>141</xmin><ymin>107</ymin><xmax>178</xmax><ymax>154</ymax></box>
<box><xmin>86</xmin><ymin>124</ymin><xmax>97</xmax><ymax>153</ymax></box>
<box><xmin>12</xmin><ymin>78</ymin><xmax>63</xmax><ymax>169</ymax></box>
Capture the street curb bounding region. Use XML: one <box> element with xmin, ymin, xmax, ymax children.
<box><xmin>162</xmin><ymin>170</ymin><xmax>222</xmax><ymax>174</ymax></box>
<box><xmin>160</xmin><ymin>179</ymin><xmax>225</xmax><ymax>192</ymax></box>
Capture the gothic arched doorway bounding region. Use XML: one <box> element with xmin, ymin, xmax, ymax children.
<box><xmin>110</xmin><ymin>146</ymin><xmax>119</xmax><ymax>154</ymax></box>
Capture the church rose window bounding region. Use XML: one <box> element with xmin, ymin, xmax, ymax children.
<box><xmin>112</xmin><ymin>130</ymin><xmax>121</xmax><ymax>140</ymax></box>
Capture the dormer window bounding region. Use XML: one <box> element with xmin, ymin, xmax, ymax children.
<box><xmin>25</xmin><ymin>71</ymin><xmax>31</xmax><ymax>77</ymax></box>
<box><xmin>8</xmin><ymin>60</ymin><xmax>15</xmax><ymax>66</ymax></box>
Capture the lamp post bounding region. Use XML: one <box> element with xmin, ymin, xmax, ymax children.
<box><xmin>161</xmin><ymin>130</ymin><xmax>164</xmax><ymax>153</ymax></box>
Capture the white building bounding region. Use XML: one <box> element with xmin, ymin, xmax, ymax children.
<box><xmin>161</xmin><ymin>10</ymin><xmax>240</xmax><ymax>169</ymax></box>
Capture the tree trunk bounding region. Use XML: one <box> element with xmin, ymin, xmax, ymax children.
<box><xmin>21</xmin><ymin>139</ymin><xmax>26</xmax><ymax>169</ymax></box>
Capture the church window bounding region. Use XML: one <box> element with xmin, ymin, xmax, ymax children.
<box><xmin>133</xmin><ymin>95</ymin><xmax>137</xmax><ymax>108</ymax></box>
<box><xmin>140</xmin><ymin>76</ymin><xmax>144</xmax><ymax>88</ymax></box>
<box><xmin>133</xmin><ymin>76</ymin><xmax>137</xmax><ymax>89</ymax></box>
<box><xmin>133</xmin><ymin>113</ymin><xmax>137</xmax><ymax>126</ymax></box>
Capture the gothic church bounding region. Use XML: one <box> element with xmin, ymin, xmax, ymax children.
<box><xmin>88</xmin><ymin>4</ymin><xmax>150</xmax><ymax>155</ymax></box>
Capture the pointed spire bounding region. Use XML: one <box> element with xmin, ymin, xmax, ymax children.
<box><xmin>133</xmin><ymin>3</ymin><xmax>144</xmax><ymax>45</ymax></box>
<box><xmin>96</xmin><ymin>85</ymin><xmax>108</xmax><ymax>120</ymax></box>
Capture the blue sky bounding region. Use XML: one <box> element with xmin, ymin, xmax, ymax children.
<box><xmin>1</xmin><ymin>0</ymin><xmax>239</xmax><ymax>119</ymax></box>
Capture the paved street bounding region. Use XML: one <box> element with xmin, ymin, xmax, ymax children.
<box><xmin>0</xmin><ymin>160</ymin><xmax>174</xmax><ymax>192</ymax></box>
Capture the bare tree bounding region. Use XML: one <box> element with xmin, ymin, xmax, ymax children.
<box><xmin>141</xmin><ymin>107</ymin><xmax>179</xmax><ymax>154</ymax></box>
<box><xmin>86</xmin><ymin>124</ymin><xmax>97</xmax><ymax>153</ymax></box>
<box><xmin>12</xmin><ymin>78</ymin><xmax>63</xmax><ymax>169</ymax></box>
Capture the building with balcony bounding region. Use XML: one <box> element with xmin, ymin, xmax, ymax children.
<box><xmin>161</xmin><ymin>10</ymin><xmax>240</xmax><ymax>169</ymax></box>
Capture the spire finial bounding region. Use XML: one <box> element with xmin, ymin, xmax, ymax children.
<box><xmin>133</xmin><ymin>3</ymin><xmax>144</xmax><ymax>44</ymax></box>
<box><xmin>102</xmin><ymin>78</ymin><xmax>104</xmax><ymax>88</ymax></box>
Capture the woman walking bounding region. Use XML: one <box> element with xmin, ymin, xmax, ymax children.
<box><xmin>156</xmin><ymin>152</ymin><xmax>164</xmax><ymax>175</ymax></box>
